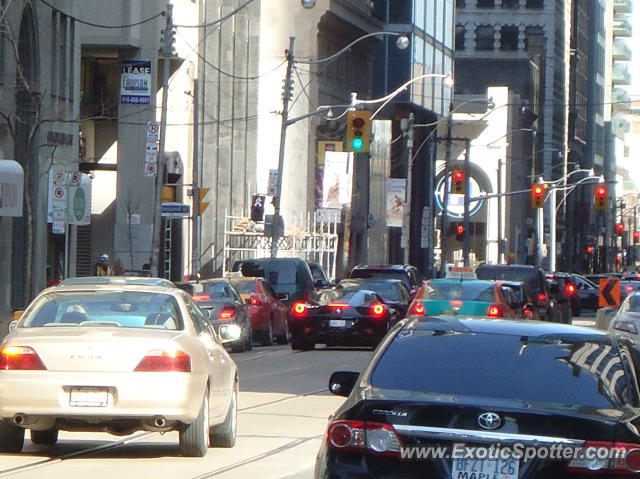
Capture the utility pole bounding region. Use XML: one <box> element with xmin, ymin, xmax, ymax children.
<box><xmin>463</xmin><ymin>139</ymin><xmax>471</xmax><ymax>266</ymax></box>
<box><xmin>191</xmin><ymin>78</ymin><xmax>201</xmax><ymax>277</ymax></box>
<box><xmin>439</xmin><ymin>112</ymin><xmax>453</xmax><ymax>277</ymax></box>
<box><xmin>402</xmin><ymin>112</ymin><xmax>415</xmax><ymax>265</ymax></box>
<box><xmin>150</xmin><ymin>3</ymin><xmax>173</xmax><ymax>277</ymax></box>
<box><xmin>270</xmin><ymin>37</ymin><xmax>296</xmax><ymax>258</ymax></box>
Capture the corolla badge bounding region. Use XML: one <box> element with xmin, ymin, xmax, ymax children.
<box><xmin>477</xmin><ymin>412</ymin><xmax>502</xmax><ymax>430</ymax></box>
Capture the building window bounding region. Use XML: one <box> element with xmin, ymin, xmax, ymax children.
<box><xmin>476</xmin><ymin>25</ymin><xmax>494</xmax><ymax>50</ymax></box>
<box><xmin>502</xmin><ymin>0</ymin><xmax>519</xmax><ymax>7</ymax></box>
<box><xmin>526</xmin><ymin>0</ymin><xmax>543</xmax><ymax>7</ymax></box>
<box><xmin>455</xmin><ymin>25</ymin><xmax>465</xmax><ymax>50</ymax></box>
<box><xmin>477</xmin><ymin>0</ymin><xmax>495</xmax><ymax>7</ymax></box>
<box><xmin>525</xmin><ymin>26</ymin><xmax>544</xmax><ymax>53</ymax></box>
<box><xmin>500</xmin><ymin>26</ymin><xmax>519</xmax><ymax>51</ymax></box>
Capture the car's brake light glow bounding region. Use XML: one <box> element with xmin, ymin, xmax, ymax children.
<box><xmin>327</xmin><ymin>420</ymin><xmax>402</xmax><ymax>457</ymax></box>
<box><xmin>371</xmin><ymin>303</ymin><xmax>385</xmax><ymax>318</ymax></box>
<box><xmin>192</xmin><ymin>293</ymin><xmax>212</xmax><ymax>302</ymax></box>
<box><xmin>566</xmin><ymin>441</ymin><xmax>640</xmax><ymax>474</ymax></box>
<box><xmin>537</xmin><ymin>293</ymin><xmax>547</xmax><ymax>303</ymax></box>
<box><xmin>0</xmin><ymin>346</ymin><xmax>46</xmax><ymax>370</ymax></box>
<box><xmin>292</xmin><ymin>302</ymin><xmax>307</xmax><ymax>318</ymax></box>
<box><xmin>625</xmin><ymin>285</ymin><xmax>634</xmax><ymax>293</ymax></box>
<box><xmin>566</xmin><ymin>283</ymin><xmax>577</xmax><ymax>296</ymax></box>
<box><xmin>329</xmin><ymin>302</ymin><xmax>350</xmax><ymax>310</ymax></box>
<box><xmin>487</xmin><ymin>305</ymin><xmax>503</xmax><ymax>318</ymax></box>
<box><xmin>134</xmin><ymin>350</ymin><xmax>191</xmax><ymax>372</ymax></box>
<box><xmin>410</xmin><ymin>302</ymin><xmax>425</xmax><ymax>315</ymax></box>
<box><xmin>249</xmin><ymin>295</ymin><xmax>261</xmax><ymax>306</ymax></box>
<box><xmin>450</xmin><ymin>300</ymin><xmax>463</xmax><ymax>308</ymax></box>
<box><xmin>218</xmin><ymin>306</ymin><xmax>236</xmax><ymax>320</ymax></box>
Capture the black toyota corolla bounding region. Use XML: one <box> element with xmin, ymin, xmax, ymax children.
<box><xmin>315</xmin><ymin>317</ymin><xmax>640</xmax><ymax>478</ymax></box>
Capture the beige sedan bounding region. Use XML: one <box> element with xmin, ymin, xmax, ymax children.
<box><xmin>0</xmin><ymin>283</ymin><xmax>239</xmax><ymax>457</ymax></box>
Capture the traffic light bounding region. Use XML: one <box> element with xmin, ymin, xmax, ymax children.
<box><xmin>455</xmin><ymin>223</ymin><xmax>465</xmax><ymax>242</ymax></box>
<box><xmin>616</xmin><ymin>223</ymin><xmax>625</xmax><ymax>236</ymax></box>
<box><xmin>250</xmin><ymin>195</ymin><xmax>265</xmax><ymax>222</ymax></box>
<box><xmin>585</xmin><ymin>246</ymin><xmax>594</xmax><ymax>254</ymax></box>
<box><xmin>594</xmin><ymin>185</ymin><xmax>608</xmax><ymax>210</ymax></box>
<box><xmin>634</xmin><ymin>231</ymin><xmax>639</xmax><ymax>244</ymax></box>
<box><xmin>531</xmin><ymin>184</ymin><xmax>545</xmax><ymax>208</ymax></box>
<box><xmin>451</xmin><ymin>169</ymin><xmax>465</xmax><ymax>194</ymax></box>
<box><xmin>345</xmin><ymin>110</ymin><xmax>372</xmax><ymax>153</ymax></box>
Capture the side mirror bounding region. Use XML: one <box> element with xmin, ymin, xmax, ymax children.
<box><xmin>328</xmin><ymin>371</ymin><xmax>359</xmax><ymax>397</ymax></box>
<box><xmin>8</xmin><ymin>320</ymin><xmax>18</xmax><ymax>333</ymax></box>
<box><xmin>218</xmin><ymin>324</ymin><xmax>242</xmax><ymax>343</ymax></box>
<box><xmin>614</xmin><ymin>321</ymin><xmax>638</xmax><ymax>335</ymax></box>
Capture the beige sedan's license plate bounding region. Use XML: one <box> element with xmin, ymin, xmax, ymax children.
<box><xmin>69</xmin><ymin>387</ymin><xmax>110</xmax><ymax>407</ymax></box>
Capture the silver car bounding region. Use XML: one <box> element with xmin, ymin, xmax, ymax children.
<box><xmin>0</xmin><ymin>283</ymin><xmax>239</xmax><ymax>457</ymax></box>
<box><xmin>608</xmin><ymin>291</ymin><xmax>640</xmax><ymax>348</ymax></box>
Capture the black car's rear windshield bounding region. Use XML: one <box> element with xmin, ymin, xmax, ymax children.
<box><xmin>350</xmin><ymin>270</ymin><xmax>409</xmax><ymax>287</ymax></box>
<box><xmin>370</xmin><ymin>330</ymin><xmax>633</xmax><ymax>408</ymax></box>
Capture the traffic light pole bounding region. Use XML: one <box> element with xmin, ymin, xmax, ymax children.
<box><xmin>439</xmin><ymin>114</ymin><xmax>452</xmax><ymax>277</ymax></box>
<box><xmin>403</xmin><ymin>113</ymin><xmax>415</xmax><ymax>265</ymax></box>
<box><xmin>463</xmin><ymin>139</ymin><xmax>471</xmax><ymax>267</ymax></box>
<box><xmin>271</xmin><ymin>36</ymin><xmax>295</xmax><ymax>258</ymax></box>
<box><xmin>191</xmin><ymin>78</ymin><xmax>201</xmax><ymax>277</ymax></box>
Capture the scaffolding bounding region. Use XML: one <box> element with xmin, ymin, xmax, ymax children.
<box><xmin>222</xmin><ymin>211</ymin><xmax>339</xmax><ymax>280</ymax></box>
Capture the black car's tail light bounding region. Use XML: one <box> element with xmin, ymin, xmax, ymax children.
<box><xmin>329</xmin><ymin>302</ymin><xmax>350</xmax><ymax>310</ymax></box>
<box><xmin>566</xmin><ymin>441</ymin><xmax>640</xmax><ymax>474</ymax></box>
<box><xmin>536</xmin><ymin>293</ymin><xmax>547</xmax><ymax>304</ymax></box>
<box><xmin>327</xmin><ymin>420</ymin><xmax>402</xmax><ymax>457</ymax></box>
<box><xmin>566</xmin><ymin>283</ymin><xmax>577</xmax><ymax>297</ymax></box>
<box><xmin>409</xmin><ymin>302</ymin><xmax>425</xmax><ymax>316</ymax></box>
<box><xmin>218</xmin><ymin>306</ymin><xmax>236</xmax><ymax>320</ymax></box>
<box><xmin>0</xmin><ymin>346</ymin><xmax>47</xmax><ymax>370</ymax></box>
<box><xmin>487</xmin><ymin>305</ymin><xmax>503</xmax><ymax>318</ymax></box>
<box><xmin>292</xmin><ymin>302</ymin><xmax>307</xmax><ymax>318</ymax></box>
<box><xmin>134</xmin><ymin>350</ymin><xmax>191</xmax><ymax>372</ymax></box>
<box><xmin>370</xmin><ymin>303</ymin><xmax>386</xmax><ymax>318</ymax></box>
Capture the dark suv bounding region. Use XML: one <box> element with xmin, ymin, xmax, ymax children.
<box><xmin>346</xmin><ymin>264</ymin><xmax>421</xmax><ymax>296</ymax></box>
<box><xmin>476</xmin><ymin>264</ymin><xmax>556</xmax><ymax>322</ymax></box>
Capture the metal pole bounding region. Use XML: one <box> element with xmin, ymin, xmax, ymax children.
<box><xmin>150</xmin><ymin>3</ymin><xmax>173</xmax><ymax>277</ymax></box>
<box><xmin>439</xmin><ymin>113</ymin><xmax>452</xmax><ymax>276</ymax></box>
<box><xmin>191</xmin><ymin>78</ymin><xmax>201</xmax><ymax>277</ymax></box>
<box><xmin>535</xmin><ymin>178</ymin><xmax>544</xmax><ymax>268</ymax></box>
<box><xmin>463</xmin><ymin>139</ymin><xmax>471</xmax><ymax>266</ymax></box>
<box><xmin>549</xmin><ymin>185</ymin><xmax>557</xmax><ymax>271</ymax></box>
<box><xmin>497</xmin><ymin>159</ymin><xmax>503</xmax><ymax>264</ymax></box>
<box><xmin>403</xmin><ymin>112</ymin><xmax>415</xmax><ymax>265</ymax></box>
<box><xmin>271</xmin><ymin>37</ymin><xmax>295</xmax><ymax>258</ymax></box>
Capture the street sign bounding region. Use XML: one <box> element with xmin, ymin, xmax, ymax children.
<box><xmin>69</xmin><ymin>171</ymin><xmax>81</xmax><ymax>187</ymax></box>
<box><xmin>420</xmin><ymin>206</ymin><xmax>432</xmax><ymax>248</ymax></box>
<box><xmin>267</xmin><ymin>169</ymin><xmax>278</xmax><ymax>196</ymax></box>
<box><xmin>147</xmin><ymin>120</ymin><xmax>159</xmax><ymax>141</ymax></box>
<box><xmin>161</xmin><ymin>202</ymin><xmax>190</xmax><ymax>218</ymax></box>
<box><xmin>144</xmin><ymin>162</ymin><xmax>157</xmax><ymax>177</ymax></box>
<box><xmin>599</xmin><ymin>278</ymin><xmax>620</xmax><ymax>308</ymax></box>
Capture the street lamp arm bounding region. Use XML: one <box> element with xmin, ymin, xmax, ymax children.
<box><xmin>285</xmin><ymin>104</ymin><xmax>352</xmax><ymax>126</ymax></box>
<box><xmin>363</xmin><ymin>73</ymin><xmax>452</xmax><ymax>112</ymax></box>
<box><xmin>296</xmin><ymin>32</ymin><xmax>406</xmax><ymax>65</ymax></box>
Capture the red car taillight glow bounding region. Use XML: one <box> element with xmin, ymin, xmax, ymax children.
<box><xmin>566</xmin><ymin>283</ymin><xmax>577</xmax><ymax>296</ymax></box>
<box><xmin>192</xmin><ymin>293</ymin><xmax>212</xmax><ymax>302</ymax></box>
<box><xmin>134</xmin><ymin>350</ymin><xmax>191</xmax><ymax>372</ymax></box>
<box><xmin>0</xmin><ymin>346</ymin><xmax>46</xmax><ymax>370</ymax></box>
<box><xmin>566</xmin><ymin>441</ymin><xmax>640</xmax><ymax>474</ymax></box>
<box><xmin>536</xmin><ymin>293</ymin><xmax>547</xmax><ymax>303</ymax></box>
<box><xmin>327</xmin><ymin>420</ymin><xmax>403</xmax><ymax>457</ymax></box>
<box><xmin>625</xmin><ymin>285</ymin><xmax>634</xmax><ymax>293</ymax></box>
<box><xmin>410</xmin><ymin>302</ymin><xmax>425</xmax><ymax>315</ymax></box>
<box><xmin>371</xmin><ymin>303</ymin><xmax>386</xmax><ymax>318</ymax></box>
<box><xmin>218</xmin><ymin>306</ymin><xmax>236</xmax><ymax>320</ymax></box>
<box><xmin>292</xmin><ymin>302</ymin><xmax>307</xmax><ymax>318</ymax></box>
<box><xmin>249</xmin><ymin>295</ymin><xmax>261</xmax><ymax>306</ymax></box>
<box><xmin>487</xmin><ymin>305</ymin><xmax>503</xmax><ymax>318</ymax></box>
<box><xmin>329</xmin><ymin>302</ymin><xmax>350</xmax><ymax>310</ymax></box>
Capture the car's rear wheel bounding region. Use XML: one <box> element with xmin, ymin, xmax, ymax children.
<box><xmin>230</xmin><ymin>338</ymin><xmax>245</xmax><ymax>353</ymax></box>
<box><xmin>260</xmin><ymin>319</ymin><xmax>273</xmax><ymax>346</ymax></box>
<box><xmin>179</xmin><ymin>394</ymin><xmax>209</xmax><ymax>457</ymax></box>
<box><xmin>30</xmin><ymin>428</ymin><xmax>58</xmax><ymax>445</ymax></box>
<box><xmin>275</xmin><ymin>319</ymin><xmax>289</xmax><ymax>345</ymax></box>
<box><xmin>0</xmin><ymin>419</ymin><xmax>25</xmax><ymax>453</ymax></box>
<box><xmin>210</xmin><ymin>384</ymin><xmax>237</xmax><ymax>448</ymax></box>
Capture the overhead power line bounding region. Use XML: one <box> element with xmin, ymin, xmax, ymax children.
<box><xmin>37</xmin><ymin>0</ymin><xmax>164</xmax><ymax>28</ymax></box>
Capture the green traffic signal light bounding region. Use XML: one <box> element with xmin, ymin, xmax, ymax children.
<box><xmin>352</xmin><ymin>138</ymin><xmax>363</xmax><ymax>150</ymax></box>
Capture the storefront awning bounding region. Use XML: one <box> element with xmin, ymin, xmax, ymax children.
<box><xmin>0</xmin><ymin>160</ymin><xmax>24</xmax><ymax>217</ymax></box>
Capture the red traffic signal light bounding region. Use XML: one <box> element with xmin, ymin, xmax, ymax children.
<box><xmin>585</xmin><ymin>246</ymin><xmax>594</xmax><ymax>254</ymax></box>
<box><xmin>634</xmin><ymin>231</ymin><xmax>639</xmax><ymax>244</ymax></box>
<box><xmin>455</xmin><ymin>224</ymin><xmax>465</xmax><ymax>241</ymax></box>
<box><xmin>451</xmin><ymin>169</ymin><xmax>465</xmax><ymax>194</ymax></box>
<box><xmin>616</xmin><ymin>223</ymin><xmax>625</xmax><ymax>236</ymax></box>
<box><xmin>531</xmin><ymin>184</ymin><xmax>545</xmax><ymax>208</ymax></box>
<box><xmin>594</xmin><ymin>185</ymin><xmax>608</xmax><ymax>210</ymax></box>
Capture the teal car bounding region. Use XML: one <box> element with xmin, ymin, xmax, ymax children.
<box><xmin>408</xmin><ymin>279</ymin><xmax>521</xmax><ymax>318</ymax></box>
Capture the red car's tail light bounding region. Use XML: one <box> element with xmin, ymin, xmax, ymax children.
<box><xmin>134</xmin><ymin>350</ymin><xmax>191</xmax><ymax>372</ymax></box>
<box><xmin>249</xmin><ymin>295</ymin><xmax>261</xmax><ymax>306</ymax></box>
<box><xmin>410</xmin><ymin>302</ymin><xmax>425</xmax><ymax>315</ymax></box>
<box><xmin>487</xmin><ymin>305</ymin><xmax>503</xmax><ymax>318</ymax></box>
<box><xmin>566</xmin><ymin>283</ymin><xmax>577</xmax><ymax>296</ymax></box>
<box><xmin>218</xmin><ymin>306</ymin><xmax>236</xmax><ymax>320</ymax></box>
<box><xmin>566</xmin><ymin>441</ymin><xmax>640</xmax><ymax>474</ymax></box>
<box><xmin>327</xmin><ymin>420</ymin><xmax>402</xmax><ymax>457</ymax></box>
<box><xmin>0</xmin><ymin>346</ymin><xmax>46</xmax><ymax>370</ymax></box>
<box><xmin>625</xmin><ymin>285</ymin><xmax>634</xmax><ymax>293</ymax></box>
<box><xmin>192</xmin><ymin>293</ymin><xmax>211</xmax><ymax>302</ymax></box>
<box><xmin>371</xmin><ymin>303</ymin><xmax>385</xmax><ymax>318</ymax></box>
<box><xmin>292</xmin><ymin>302</ymin><xmax>307</xmax><ymax>318</ymax></box>
<box><xmin>536</xmin><ymin>293</ymin><xmax>547</xmax><ymax>303</ymax></box>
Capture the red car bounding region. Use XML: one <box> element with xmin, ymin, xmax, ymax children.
<box><xmin>229</xmin><ymin>277</ymin><xmax>289</xmax><ymax>346</ymax></box>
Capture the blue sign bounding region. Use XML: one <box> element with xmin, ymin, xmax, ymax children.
<box><xmin>161</xmin><ymin>202</ymin><xmax>190</xmax><ymax>218</ymax></box>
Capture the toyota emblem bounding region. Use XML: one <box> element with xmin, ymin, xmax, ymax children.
<box><xmin>477</xmin><ymin>412</ymin><xmax>502</xmax><ymax>430</ymax></box>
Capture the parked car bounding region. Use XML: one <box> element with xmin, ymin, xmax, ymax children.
<box><xmin>336</xmin><ymin>278</ymin><xmax>412</xmax><ymax>319</ymax></box>
<box><xmin>290</xmin><ymin>288</ymin><xmax>396</xmax><ymax>350</ymax></box>
<box><xmin>347</xmin><ymin>264</ymin><xmax>421</xmax><ymax>296</ymax></box>
<box><xmin>316</xmin><ymin>317</ymin><xmax>640</xmax><ymax>477</ymax></box>
<box><xmin>407</xmin><ymin>278</ymin><xmax>521</xmax><ymax>319</ymax></box>
<box><xmin>176</xmin><ymin>279</ymin><xmax>253</xmax><ymax>353</ymax></box>
<box><xmin>232</xmin><ymin>257</ymin><xmax>317</xmax><ymax>306</ymax></box>
<box><xmin>0</xmin><ymin>283</ymin><xmax>239</xmax><ymax>456</ymax></box>
<box><xmin>228</xmin><ymin>277</ymin><xmax>289</xmax><ymax>346</ymax></box>
<box><xmin>476</xmin><ymin>264</ymin><xmax>555</xmax><ymax>321</ymax></box>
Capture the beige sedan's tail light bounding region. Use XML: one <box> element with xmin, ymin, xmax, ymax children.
<box><xmin>134</xmin><ymin>350</ymin><xmax>191</xmax><ymax>372</ymax></box>
<box><xmin>0</xmin><ymin>346</ymin><xmax>47</xmax><ymax>370</ymax></box>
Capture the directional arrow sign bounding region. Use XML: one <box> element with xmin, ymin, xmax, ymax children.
<box><xmin>599</xmin><ymin>278</ymin><xmax>620</xmax><ymax>308</ymax></box>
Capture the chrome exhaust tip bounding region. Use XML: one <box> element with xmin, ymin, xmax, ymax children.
<box><xmin>153</xmin><ymin>416</ymin><xmax>166</xmax><ymax>428</ymax></box>
<box><xmin>13</xmin><ymin>414</ymin><xmax>25</xmax><ymax>425</ymax></box>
